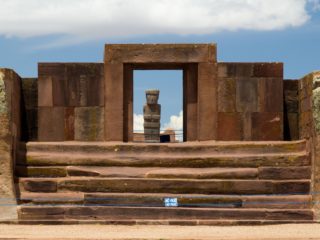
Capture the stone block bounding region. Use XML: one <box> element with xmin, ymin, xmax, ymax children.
<box><xmin>218</xmin><ymin>78</ymin><xmax>236</xmax><ymax>112</ymax></box>
<box><xmin>259</xmin><ymin>167</ymin><xmax>311</xmax><ymax>180</ymax></box>
<box><xmin>273</xmin><ymin>181</ymin><xmax>310</xmax><ymax>194</ymax></box>
<box><xmin>75</xmin><ymin>107</ymin><xmax>104</xmax><ymax>141</ymax></box>
<box><xmin>218</xmin><ymin>63</ymin><xmax>253</xmax><ymax>78</ymax></box>
<box><xmin>259</xmin><ymin>78</ymin><xmax>283</xmax><ymax>112</ymax></box>
<box><xmin>38</xmin><ymin>63</ymin><xmax>65</xmax><ymax>107</ymax></box>
<box><xmin>243</xmin><ymin>195</ymin><xmax>311</xmax><ymax>209</ymax></box>
<box><xmin>16</xmin><ymin>166</ymin><xmax>67</xmax><ymax>177</ymax></box>
<box><xmin>198</xmin><ymin>63</ymin><xmax>217</xmax><ymax>140</ymax></box>
<box><xmin>38</xmin><ymin>63</ymin><xmax>63</xmax><ymax>78</ymax></box>
<box><xmin>105</xmin><ymin>44</ymin><xmax>216</xmax><ymax>64</ymax></box>
<box><xmin>242</xmin><ymin>112</ymin><xmax>252</xmax><ymax>140</ymax></box>
<box><xmin>236</xmin><ymin>78</ymin><xmax>258</xmax><ymax>112</ymax></box>
<box><xmin>65</xmin><ymin>63</ymin><xmax>104</xmax><ymax>107</ymax></box>
<box><xmin>105</xmin><ymin>63</ymin><xmax>124</xmax><ymax>141</ymax></box>
<box><xmin>284</xmin><ymin>90</ymin><xmax>299</xmax><ymax>113</ymax></box>
<box><xmin>284</xmin><ymin>79</ymin><xmax>299</xmax><ymax>91</ymax></box>
<box><xmin>38</xmin><ymin>76</ymin><xmax>53</xmax><ymax>107</ymax></box>
<box><xmin>39</xmin><ymin>63</ymin><xmax>104</xmax><ymax>107</ymax></box>
<box><xmin>253</xmin><ymin>63</ymin><xmax>283</xmax><ymax>78</ymax></box>
<box><xmin>284</xmin><ymin>113</ymin><xmax>299</xmax><ymax>140</ymax></box>
<box><xmin>58</xmin><ymin>178</ymin><xmax>274</xmax><ymax>195</ymax></box>
<box><xmin>252</xmin><ymin>112</ymin><xmax>282</xmax><ymax>140</ymax></box>
<box><xmin>64</xmin><ymin>107</ymin><xmax>75</xmax><ymax>141</ymax></box>
<box><xmin>22</xmin><ymin>78</ymin><xmax>38</xmax><ymax>110</ymax></box>
<box><xmin>24</xmin><ymin>109</ymin><xmax>38</xmax><ymax>141</ymax></box>
<box><xmin>38</xmin><ymin>107</ymin><xmax>65</xmax><ymax>141</ymax></box>
<box><xmin>183</xmin><ymin>64</ymin><xmax>198</xmax><ymax>141</ymax></box>
<box><xmin>52</xmin><ymin>74</ymin><xmax>68</xmax><ymax>106</ymax></box>
<box><xmin>217</xmin><ymin>113</ymin><xmax>241</xmax><ymax>140</ymax></box>
<box><xmin>21</xmin><ymin>180</ymin><xmax>57</xmax><ymax>193</ymax></box>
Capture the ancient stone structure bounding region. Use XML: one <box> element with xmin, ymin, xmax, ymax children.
<box><xmin>0</xmin><ymin>43</ymin><xmax>319</xmax><ymax>224</ymax></box>
<box><xmin>143</xmin><ymin>89</ymin><xmax>161</xmax><ymax>143</ymax></box>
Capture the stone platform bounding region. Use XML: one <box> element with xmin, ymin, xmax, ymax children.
<box><xmin>12</xmin><ymin>140</ymin><xmax>313</xmax><ymax>224</ymax></box>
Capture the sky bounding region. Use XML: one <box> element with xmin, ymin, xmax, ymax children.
<box><xmin>0</xmin><ymin>0</ymin><xmax>319</xmax><ymax>136</ymax></box>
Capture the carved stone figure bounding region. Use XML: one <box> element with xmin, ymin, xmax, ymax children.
<box><xmin>144</xmin><ymin>89</ymin><xmax>161</xmax><ymax>143</ymax></box>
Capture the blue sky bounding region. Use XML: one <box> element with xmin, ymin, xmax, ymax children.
<box><xmin>0</xmin><ymin>0</ymin><xmax>319</xmax><ymax>133</ymax></box>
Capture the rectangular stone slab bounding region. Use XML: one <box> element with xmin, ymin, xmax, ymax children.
<box><xmin>23</xmin><ymin>153</ymin><xmax>310</xmax><ymax>168</ymax></box>
<box><xmin>105</xmin><ymin>44</ymin><xmax>216</xmax><ymax>63</ymax></box>
<box><xmin>18</xmin><ymin>206</ymin><xmax>313</xmax><ymax>221</ymax></box>
<box><xmin>217</xmin><ymin>113</ymin><xmax>241</xmax><ymax>140</ymax></box>
<box><xmin>55</xmin><ymin>178</ymin><xmax>310</xmax><ymax>195</ymax></box>
<box><xmin>38</xmin><ymin>107</ymin><xmax>65</xmax><ymax>141</ymax></box>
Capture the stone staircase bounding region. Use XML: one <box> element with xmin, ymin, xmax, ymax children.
<box><xmin>15</xmin><ymin>140</ymin><xmax>314</xmax><ymax>225</ymax></box>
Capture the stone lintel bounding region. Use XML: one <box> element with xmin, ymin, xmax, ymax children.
<box><xmin>105</xmin><ymin>44</ymin><xmax>217</xmax><ymax>64</ymax></box>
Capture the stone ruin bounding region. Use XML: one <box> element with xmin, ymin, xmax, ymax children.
<box><xmin>0</xmin><ymin>43</ymin><xmax>319</xmax><ymax>224</ymax></box>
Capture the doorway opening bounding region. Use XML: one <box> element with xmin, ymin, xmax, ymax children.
<box><xmin>133</xmin><ymin>70</ymin><xmax>183</xmax><ymax>143</ymax></box>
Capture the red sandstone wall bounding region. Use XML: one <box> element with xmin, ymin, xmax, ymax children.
<box><xmin>37</xmin><ymin>63</ymin><xmax>104</xmax><ymax>141</ymax></box>
<box><xmin>37</xmin><ymin>61</ymin><xmax>284</xmax><ymax>142</ymax></box>
<box><xmin>217</xmin><ymin>62</ymin><xmax>283</xmax><ymax>141</ymax></box>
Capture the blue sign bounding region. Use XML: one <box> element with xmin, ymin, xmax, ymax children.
<box><xmin>164</xmin><ymin>198</ymin><xmax>178</xmax><ymax>207</ymax></box>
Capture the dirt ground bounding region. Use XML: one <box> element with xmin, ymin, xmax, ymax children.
<box><xmin>0</xmin><ymin>224</ymin><xmax>320</xmax><ymax>240</ymax></box>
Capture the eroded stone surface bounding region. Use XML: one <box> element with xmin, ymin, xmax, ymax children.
<box><xmin>74</xmin><ymin>107</ymin><xmax>104</xmax><ymax>141</ymax></box>
<box><xmin>0</xmin><ymin>69</ymin><xmax>19</xmax><ymax>220</ymax></box>
<box><xmin>312</xmin><ymin>72</ymin><xmax>320</xmax><ymax>134</ymax></box>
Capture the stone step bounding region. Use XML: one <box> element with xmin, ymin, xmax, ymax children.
<box><xmin>18</xmin><ymin>206</ymin><xmax>314</xmax><ymax>221</ymax></box>
<box><xmin>19</xmin><ymin>177</ymin><xmax>311</xmax><ymax>195</ymax></box>
<box><xmin>10</xmin><ymin>219</ymin><xmax>315</xmax><ymax>225</ymax></box>
<box><xmin>19</xmin><ymin>152</ymin><xmax>309</xmax><ymax>168</ymax></box>
<box><xmin>15</xmin><ymin>166</ymin><xmax>311</xmax><ymax>180</ymax></box>
<box><xmin>22</xmin><ymin>140</ymin><xmax>307</xmax><ymax>155</ymax></box>
<box><xmin>19</xmin><ymin>192</ymin><xmax>312</xmax><ymax>209</ymax></box>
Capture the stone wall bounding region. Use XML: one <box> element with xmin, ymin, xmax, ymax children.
<box><xmin>298</xmin><ymin>71</ymin><xmax>320</xmax><ymax>219</ymax></box>
<box><xmin>38</xmin><ymin>63</ymin><xmax>104</xmax><ymax>141</ymax></box>
<box><xmin>217</xmin><ymin>62</ymin><xmax>283</xmax><ymax>141</ymax></box>
<box><xmin>299</xmin><ymin>74</ymin><xmax>314</xmax><ymax>140</ymax></box>
<box><xmin>21</xmin><ymin>78</ymin><xmax>38</xmax><ymax>141</ymax></box>
<box><xmin>0</xmin><ymin>68</ymin><xmax>21</xmax><ymax>220</ymax></box>
<box><xmin>283</xmin><ymin>80</ymin><xmax>299</xmax><ymax>140</ymax></box>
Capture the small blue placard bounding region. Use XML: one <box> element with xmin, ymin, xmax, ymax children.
<box><xmin>164</xmin><ymin>198</ymin><xmax>178</xmax><ymax>207</ymax></box>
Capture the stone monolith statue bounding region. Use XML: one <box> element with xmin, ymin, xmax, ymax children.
<box><xmin>144</xmin><ymin>90</ymin><xmax>161</xmax><ymax>143</ymax></box>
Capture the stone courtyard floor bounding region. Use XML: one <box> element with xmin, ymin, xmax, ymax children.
<box><xmin>0</xmin><ymin>224</ymin><xmax>320</xmax><ymax>240</ymax></box>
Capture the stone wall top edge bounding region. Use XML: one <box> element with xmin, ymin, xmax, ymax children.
<box><xmin>105</xmin><ymin>43</ymin><xmax>216</xmax><ymax>48</ymax></box>
<box><xmin>0</xmin><ymin>68</ymin><xmax>21</xmax><ymax>78</ymax></box>
<box><xmin>299</xmin><ymin>71</ymin><xmax>320</xmax><ymax>80</ymax></box>
<box><xmin>218</xmin><ymin>62</ymin><xmax>283</xmax><ymax>65</ymax></box>
<box><xmin>22</xmin><ymin>78</ymin><xmax>38</xmax><ymax>80</ymax></box>
<box><xmin>38</xmin><ymin>62</ymin><xmax>103</xmax><ymax>66</ymax></box>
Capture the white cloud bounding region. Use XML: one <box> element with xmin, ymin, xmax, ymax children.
<box><xmin>0</xmin><ymin>0</ymin><xmax>311</xmax><ymax>44</ymax></box>
<box><xmin>134</xmin><ymin>111</ymin><xmax>183</xmax><ymax>141</ymax></box>
<box><xmin>163</xmin><ymin>111</ymin><xmax>183</xmax><ymax>132</ymax></box>
<box><xmin>134</xmin><ymin>113</ymin><xmax>144</xmax><ymax>132</ymax></box>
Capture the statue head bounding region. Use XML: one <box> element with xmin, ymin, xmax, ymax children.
<box><xmin>145</xmin><ymin>89</ymin><xmax>160</xmax><ymax>104</ymax></box>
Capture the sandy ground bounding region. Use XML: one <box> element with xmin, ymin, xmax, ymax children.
<box><xmin>0</xmin><ymin>224</ymin><xmax>320</xmax><ymax>240</ymax></box>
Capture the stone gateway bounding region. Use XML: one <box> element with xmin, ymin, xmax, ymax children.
<box><xmin>0</xmin><ymin>43</ymin><xmax>319</xmax><ymax>224</ymax></box>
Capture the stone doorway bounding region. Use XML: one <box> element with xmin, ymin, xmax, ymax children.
<box><xmin>104</xmin><ymin>44</ymin><xmax>217</xmax><ymax>142</ymax></box>
<box><xmin>133</xmin><ymin>70</ymin><xmax>183</xmax><ymax>143</ymax></box>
